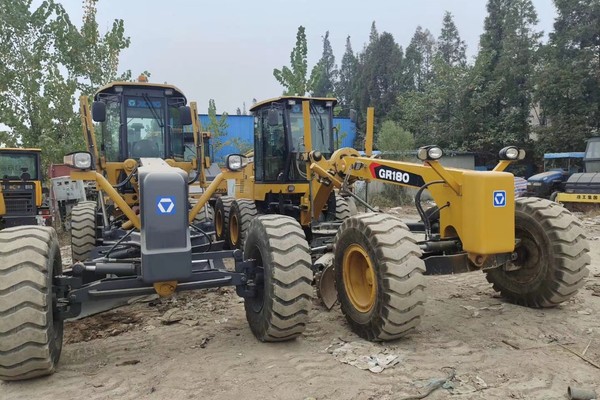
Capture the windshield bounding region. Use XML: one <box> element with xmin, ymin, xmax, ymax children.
<box><xmin>544</xmin><ymin>157</ymin><xmax>583</xmax><ymax>173</ymax></box>
<box><xmin>287</xmin><ymin>103</ymin><xmax>333</xmax><ymax>154</ymax></box>
<box><xmin>126</xmin><ymin>96</ymin><xmax>165</xmax><ymax>158</ymax></box>
<box><xmin>0</xmin><ymin>152</ymin><xmax>38</xmax><ymax>180</ymax></box>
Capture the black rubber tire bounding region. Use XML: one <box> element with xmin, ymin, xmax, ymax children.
<box><xmin>486</xmin><ymin>197</ymin><xmax>590</xmax><ymax>307</ymax></box>
<box><xmin>346</xmin><ymin>196</ymin><xmax>358</xmax><ymax>216</ymax></box>
<box><xmin>335</xmin><ymin>195</ymin><xmax>352</xmax><ymax>220</ymax></box>
<box><xmin>549</xmin><ymin>191</ymin><xmax>559</xmax><ymax>202</ymax></box>
<box><xmin>215</xmin><ymin>196</ymin><xmax>234</xmax><ymax>248</ymax></box>
<box><xmin>228</xmin><ymin>199</ymin><xmax>258</xmax><ymax>250</ymax></box>
<box><xmin>334</xmin><ymin>213</ymin><xmax>426</xmax><ymax>341</ymax></box>
<box><xmin>243</xmin><ymin>215</ymin><xmax>313</xmax><ymax>341</ymax></box>
<box><xmin>70</xmin><ymin>200</ymin><xmax>97</xmax><ymax>262</ymax></box>
<box><xmin>0</xmin><ymin>226</ymin><xmax>63</xmax><ymax>381</ymax></box>
<box><xmin>190</xmin><ymin>200</ymin><xmax>215</xmax><ymax>225</ymax></box>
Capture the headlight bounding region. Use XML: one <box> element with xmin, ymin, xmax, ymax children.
<box><xmin>64</xmin><ymin>152</ymin><xmax>92</xmax><ymax>170</ymax></box>
<box><xmin>226</xmin><ymin>154</ymin><xmax>249</xmax><ymax>171</ymax></box>
<box><xmin>499</xmin><ymin>146</ymin><xmax>526</xmax><ymax>160</ymax></box>
<box><xmin>417</xmin><ymin>145</ymin><xmax>443</xmax><ymax>161</ymax></box>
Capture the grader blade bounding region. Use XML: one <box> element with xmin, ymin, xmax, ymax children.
<box><xmin>315</xmin><ymin>253</ymin><xmax>337</xmax><ymax>310</ymax></box>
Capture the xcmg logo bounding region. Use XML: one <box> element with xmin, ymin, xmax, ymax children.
<box><xmin>369</xmin><ymin>163</ymin><xmax>425</xmax><ymax>187</ymax></box>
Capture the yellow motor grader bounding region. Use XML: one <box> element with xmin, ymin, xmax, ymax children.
<box><xmin>218</xmin><ymin>98</ymin><xmax>590</xmax><ymax>339</ymax></box>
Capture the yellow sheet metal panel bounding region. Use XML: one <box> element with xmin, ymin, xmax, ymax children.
<box><xmin>460</xmin><ymin>171</ymin><xmax>515</xmax><ymax>254</ymax></box>
<box><xmin>0</xmin><ymin>187</ymin><xmax>5</xmax><ymax>215</ymax></box>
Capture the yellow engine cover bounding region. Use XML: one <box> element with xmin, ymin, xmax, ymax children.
<box><xmin>459</xmin><ymin>171</ymin><xmax>515</xmax><ymax>254</ymax></box>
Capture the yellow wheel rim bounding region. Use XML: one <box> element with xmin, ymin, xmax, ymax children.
<box><xmin>342</xmin><ymin>244</ymin><xmax>376</xmax><ymax>313</ymax></box>
<box><xmin>216</xmin><ymin>210</ymin><xmax>224</xmax><ymax>237</ymax></box>
<box><xmin>230</xmin><ymin>214</ymin><xmax>239</xmax><ymax>245</ymax></box>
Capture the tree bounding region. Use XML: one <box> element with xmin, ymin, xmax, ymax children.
<box><xmin>206</xmin><ymin>99</ymin><xmax>229</xmax><ymax>158</ymax></box>
<box><xmin>273</xmin><ymin>26</ymin><xmax>317</xmax><ymax>96</ymax></box>
<box><xmin>70</xmin><ymin>0</ymin><xmax>131</xmax><ymax>96</ymax></box>
<box><xmin>403</xmin><ymin>26</ymin><xmax>436</xmax><ymax>92</ymax></box>
<box><xmin>437</xmin><ymin>11</ymin><xmax>467</xmax><ymax>67</ymax></box>
<box><xmin>353</xmin><ymin>31</ymin><xmax>404</xmax><ymax>125</ymax></box>
<box><xmin>0</xmin><ymin>0</ymin><xmax>131</xmax><ymax>171</ymax></box>
<box><xmin>311</xmin><ymin>31</ymin><xmax>338</xmax><ymax>97</ymax></box>
<box><xmin>375</xmin><ymin>120</ymin><xmax>415</xmax><ymax>204</ymax></box>
<box><xmin>336</xmin><ymin>36</ymin><xmax>358</xmax><ymax>116</ymax></box>
<box><xmin>534</xmin><ymin>0</ymin><xmax>600</xmax><ymax>154</ymax></box>
<box><xmin>462</xmin><ymin>0</ymin><xmax>541</xmax><ymax>156</ymax></box>
<box><xmin>377</xmin><ymin>120</ymin><xmax>415</xmax><ymax>153</ymax></box>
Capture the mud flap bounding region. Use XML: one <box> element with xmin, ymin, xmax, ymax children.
<box><xmin>315</xmin><ymin>253</ymin><xmax>337</xmax><ymax>310</ymax></box>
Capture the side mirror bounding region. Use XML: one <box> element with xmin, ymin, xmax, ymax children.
<box><xmin>267</xmin><ymin>109</ymin><xmax>279</xmax><ymax>126</ymax></box>
<box><xmin>179</xmin><ymin>106</ymin><xmax>192</xmax><ymax>126</ymax></box>
<box><xmin>349</xmin><ymin>109</ymin><xmax>357</xmax><ymax>123</ymax></box>
<box><xmin>226</xmin><ymin>154</ymin><xmax>250</xmax><ymax>171</ymax></box>
<box><xmin>92</xmin><ymin>101</ymin><xmax>106</xmax><ymax>122</ymax></box>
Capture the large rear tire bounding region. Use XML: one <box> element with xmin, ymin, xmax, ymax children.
<box><xmin>334</xmin><ymin>213</ymin><xmax>426</xmax><ymax>341</ymax></box>
<box><xmin>70</xmin><ymin>200</ymin><xmax>97</xmax><ymax>261</ymax></box>
<box><xmin>243</xmin><ymin>215</ymin><xmax>313</xmax><ymax>341</ymax></box>
<box><xmin>486</xmin><ymin>197</ymin><xmax>590</xmax><ymax>307</ymax></box>
<box><xmin>215</xmin><ymin>196</ymin><xmax>234</xmax><ymax>248</ymax></box>
<box><xmin>0</xmin><ymin>226</ymin><xmax>63</xmax><ymax>381</ymax></box>
<box><xmin>228</xmin><ymin>199</ymin><xmax>258</xmax><ymax>250</ymax></box>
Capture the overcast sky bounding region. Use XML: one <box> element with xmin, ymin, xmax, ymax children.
<box><xmin>56</xmin><ymin>0</ymin><xmax>557</xmax><ymax>114</ymax></box>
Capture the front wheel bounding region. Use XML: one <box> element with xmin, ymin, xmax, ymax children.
<box><xmin>215</xmin><ymin>196</ymin><xmax>234</xmax><ymax>248</ymax></box>
<box><xmin>228</xmin><ymin>199</ymin><xmax>258</xmax><ymax>250</ymax></box>
<box><xmin>334</xmin><ymin>213</ymin><xmax>426</xmax><ymax>341</ymax></box>
<box><xmin>70</xmin><ymin>200</ymin><xmax>97</xmax><ymax>262</ymax></box>
<box><xmin>0</xmin><ymin>226</ymin><xmax>63</xmax><ymax>381</ymax></box>
<box><xmin>243</xmin><ymin>215</ymin><xmax>313</xmax><ymax>341</ymax></box>
<box><xmin>486</xmin><ymin>197</ymin><xmax>590</xmax><ymax>307</ymax></box>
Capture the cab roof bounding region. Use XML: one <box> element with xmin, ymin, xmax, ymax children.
<box><xmin>94</xmin><ymin>81</ymin><xmax>186</xmax><ymax>101</ymax></box>
<box><xmin>0</xmin><ymin>148</ymin><xmax>42</xmax><ymax>153</ymax></box>
<box><xmin>250</xmin><ymin>96</ymin><xmax>337</xmax><ymax>112</ymax></box>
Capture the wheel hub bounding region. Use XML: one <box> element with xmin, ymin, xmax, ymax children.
<box><xmin>216</xmin><ymin>210</ymin><xmax>224</xmax><ymax>236</ymax></box>
<box><xmin>230</xmin><ymin>214</ymin><xmax>239</xmax><ymax>245</ymax></box>
<box><xmin>342</xmin><ymin>244</ymin><xmax>376</xmax><ymax>313</ymax></box>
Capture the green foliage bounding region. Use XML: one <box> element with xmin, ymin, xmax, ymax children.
<box><xmin>353</xmin><ymin>29</ymin><xmax>404</xmax><ymax>138</ymax></box>
<box><xmin>534</xmin><ymin>0</ymin><xmax>600</xmax><ymax>156</ymax></box>
<box><xmin>312</xmin><ymin>31</ymin><xmax>338</xmax><ymax>97</ymax></box>
<box><xmin>70</xmin><ymin>0</ymin><xmax>131</xmax><ymax>97</ymax></box>
<box><xmin>0</xmin><ymin>0</ymin><xmax>131</xmax><ymax>175</ymax></box>
<box><xmin>462</xmin><ymin>0</ymin><xmax>541</xmax><ymax>157</ymax></box>
<box><xmin>438</xmin><ymin>11</ymin><xmax>467</xmax><ymax>67</ymax></box>
<box><xmin>273</xmin><ymin>26</ymin><xmax>318</xmax><ymax>96</ymax></box>
<box><xmin>375</xmin><ymin>120</ymin><xmax>415</xmax><ymax>205</ymax></box>
<box><xmin>376</xmin><ymin>121</ymin><xmax>415</xmax><ymax>153</ymax></box>
<box><xmin>206</xmin><ymin>99</ymin><xmax>229</xmax><ymax>159</ymax></box>
<box><xmin>393</xmin><ymin>13</ymin><xmax>469</xmax><ymax>150</ymax></box>
<box><xmin>403</xmin><ymin>26</ymin><xmax>436</xmax><ymax>92</ymax></box>
<box><xmin>336</xmin><ymin>36</ymin><xmax>357</xmax><ymax>116</ymax></box>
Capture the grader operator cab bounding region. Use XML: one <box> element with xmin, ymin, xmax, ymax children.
<box><xmin>70</xmin><ymin>76</ymin><xmax>214</xmax><ymax>261</ymax></box>
<box><xmin>0</xmin><ymin>148</ymin><xmax>50</xmax><ymax>229</ymax></box>
<box><xmin>0</xmin><ymin>90</ymin><xmax>590</xmax><ymax>381</ymax></box>
<box><xmin>214</xmin><ymin>97</ymin><xmax>354</xmax><ymax>251</ymax></box>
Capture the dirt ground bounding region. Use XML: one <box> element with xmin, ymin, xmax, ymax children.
<box><xmin>2</xmin><ymin>208</ymin><xmax>600</xmax><ymax>400</ymax></box>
